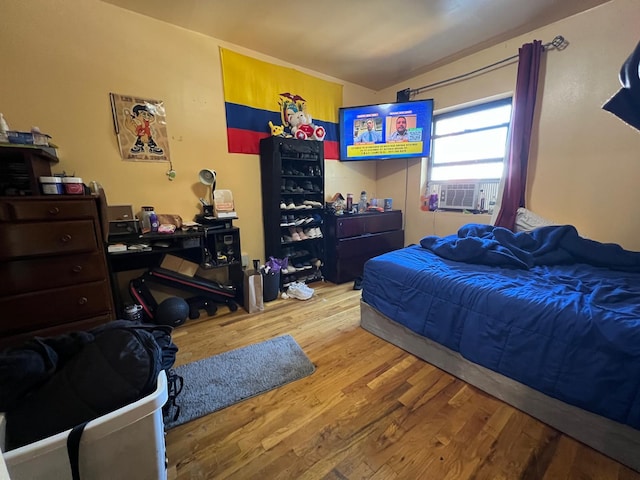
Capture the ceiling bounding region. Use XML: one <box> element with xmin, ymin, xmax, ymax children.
<box><xmin>102</xmin><ymin>0</ymin><xmax>611</xmax><ymax>91</ymax></box>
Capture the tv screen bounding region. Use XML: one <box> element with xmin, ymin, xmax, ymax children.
<box><xmin>339</xmin><ymin>99</ymin><xmax>434</xmax><ymax>161</ymax></box>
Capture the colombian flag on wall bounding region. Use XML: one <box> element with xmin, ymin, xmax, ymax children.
<box><xmin>220</xmin><ymin>48</ymin><xmax>342</xmax><ymax>159</ymax></box>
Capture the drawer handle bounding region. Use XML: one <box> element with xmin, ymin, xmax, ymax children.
<box><xmin>61</xmin><ymin>234</ymin><xmax>72</xmax><ymax>243</ymax></box>
<box><xmin>78</xmin><ymin>297</ymin><xmax>88</xmax><ymax>305</ymax></box>
<box><xmin>48</xmin><ymin>207</ymin><xmax>60</xmax><ymax>216</ymax></box>
<box><xmin>72</xmin><ymin>265</ymin><xmax>83</xmax><ymax>273</ymax></box>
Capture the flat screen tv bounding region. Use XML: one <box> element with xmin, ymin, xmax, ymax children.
<box><xmin>339</xmin><ymin>99</ymin><xmax>434</xmax><ymax>161</ymax></box>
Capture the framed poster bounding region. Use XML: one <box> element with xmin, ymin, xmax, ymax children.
<box><xmin>110</xmin><ymin>93</ymin><xmax>170</xmax><ymax>162</ymax></box>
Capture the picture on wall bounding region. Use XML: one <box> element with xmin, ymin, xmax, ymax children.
<box><xmin>110</xmin><ymin>93</ymin><xmax>170</xmax><ymax>162</ymax></box>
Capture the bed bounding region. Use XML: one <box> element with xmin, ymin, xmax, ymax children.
<box><xmin>360</xmin><ymin>223</ymin><xmax>640</xmax><ymax>472</ymax></box>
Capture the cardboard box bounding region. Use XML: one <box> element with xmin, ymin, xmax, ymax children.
<box><xmin>107</xmin><ymin>205</ymin><xmax>135</xmax><ymax>222</ymax></box>
<box><xmin>160</xmin><ymin>254</ymin><xmax>199</xmax><ymax>277</ymax></box>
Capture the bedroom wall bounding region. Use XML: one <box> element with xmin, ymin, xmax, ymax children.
<box><xmin>0</xmin><ymin>0</ymin><xmax>378</xmax><ymax>263</ymax></box>
<box><xmin>377</xmin><ymin>0</ymin><xmax>640</xmax><ymax>251</ymax></box>
<box><xmin>4</xmin><ymin>1</ymin><xmax>639</xmax><ymax>257</ymax></box>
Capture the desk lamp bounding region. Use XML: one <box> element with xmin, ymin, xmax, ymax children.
<box><xmin>198</xmin><ymin>169</ymin><xmax>217</xmax><ymax>208</ymax></box>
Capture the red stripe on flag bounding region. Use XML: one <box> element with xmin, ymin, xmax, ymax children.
<box><xmin>227</xmin><ymin>128</ymin><xmax>270</xmax><ymax>154</ymax></box>
<box><xmin>324</xmin><ymin>141</ymin><xmax>339</xmax><ymax>160</ymax></box>
<box><xmin>227</xmin><ymin>128</ymin><xmax>339</xmax><ymax>160</ymax></box>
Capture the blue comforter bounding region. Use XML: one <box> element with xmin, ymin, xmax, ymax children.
<box><xmin>363</xmin><ymin>231</ymin><xmax>640</xmax><ymax>429</ymax></box>
<box><xmin>420</xmin><ymin>224</ymin><xmax>640</xmax><ymax>271</ymax></box>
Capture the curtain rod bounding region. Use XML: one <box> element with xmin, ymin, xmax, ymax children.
<box><xmin>406</xmin><ymin>35</ymin><xmax>568</xmax><ymax>98</ymax></box>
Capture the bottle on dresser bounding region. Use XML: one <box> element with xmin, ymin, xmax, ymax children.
<box><xmin>140</xmin><ymin>206</ymin><xmax>159</xmax><ymax>233</ymax></box>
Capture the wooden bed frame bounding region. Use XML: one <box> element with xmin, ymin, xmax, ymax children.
<box><xmin>360</xmin><ymin>300</ymin><xmax>640</xmax><ymax>472</ymax></box>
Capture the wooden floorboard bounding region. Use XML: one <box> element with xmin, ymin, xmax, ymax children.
<box><xmin>165</xmin><ymin>281</ymin><xmax>640</xmax><ymax>480</ymax></box>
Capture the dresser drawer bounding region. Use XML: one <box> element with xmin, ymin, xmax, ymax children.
<box><xmin>0</xmin><ymin>281</ymin><xmax>113</xmax><ymax>336</ymax></box>
<box><xmin>334</xmin><ymin>211</ymin><xmax>402</xmax><ymax>239</ymax></box>
<box><xmin>0</xmin><ymin>198</ymin><xmax>96</xmax><ymax>221</ymax></box>
<box><xmin>336</xmin><ymin>230</ymin><xmax>404</xmax><ymax>258</ymax></box>
<box><xmin>0</xmin><ymin>220</ymin><xmax>98</xmax><ymax>260</ymax></box>
<box><xmin>0</xmin><ymin>252</ymin><xmax>108</xmax><ymax>296</ymax></box>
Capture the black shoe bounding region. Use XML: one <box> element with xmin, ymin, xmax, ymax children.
<box><xmin>353</xmin><ymin>276</ymin><xmax>363</xmax><ymax>290</ymax></box>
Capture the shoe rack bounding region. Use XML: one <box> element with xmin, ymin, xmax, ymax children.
<box><xmin>259</xmin><ymin>136</ymin><xmax>325</xmax><ymax>285</ymax></box>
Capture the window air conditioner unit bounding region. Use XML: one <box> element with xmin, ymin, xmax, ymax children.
<box><xmin>439</xmin><ymin>182</ymin><xmax>479</xmax><ymax>210</ymax></box>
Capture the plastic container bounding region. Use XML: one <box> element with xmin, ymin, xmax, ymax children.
<box><xmin>0</xmin><ymin>371</ymin><xmax>168</xmax><ymax>480</ymax></box>
<box><xmin>62</xmin><ymin>177</ymin><xmax>84</xmax><ymax>195</ymax></box>
<box><xmin>478</xmin><ymin>189</ymin><xmax>486</xmax><ymax>212</ymax></box>
<box><xmin>358</xmin><ymin>191</ymin><xmax>367</xmax><ymax>213</ymax></box>
<box><xmin>149</xmin><ymin>211</ymin><xmax>159</xmax><ymax>233</ymax></box>
<box><xmin>346</xmin><ymin>193</ymin><xmax>353</xmax><ymax>212</ymax></box>
<box><xmin>140</xmin><ymin>207</ymin><xmax>156</xmax><ymax>234</ymax></box>
<box><xmin>39</xmin><ymin>176</ymin><xmax>64</xmax><ymax>195</ymax></box>
<box><xmin>429</xmin><ymin>188</ymin><xmax>438</xmax><ymax>211</ymax></box>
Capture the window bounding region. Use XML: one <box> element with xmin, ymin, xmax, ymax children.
<box><xmin>429</xmin><ymin>97</ymin><xmax>512</xmax><ymax>182</ymax></box>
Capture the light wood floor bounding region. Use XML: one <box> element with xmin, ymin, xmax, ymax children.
<box><xmin>165</xmin><ymin>281</ymin><xmax>640</xmax><ymax>480</ymax></box>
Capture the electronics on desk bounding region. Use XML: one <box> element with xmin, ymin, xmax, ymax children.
<box><xmin>107</xmin><ymin>204</ymin><xmax>140</xmax><ymax>236</ymax></box>
<box><xmin>108</xmin><ymin>220</ymin><xmax>140</xmax><ymax>236</ymax></box>
<box><xmin>194</xmin><ymin>214</ymin><xmax>234</xmax><ymax>229</ymax></box>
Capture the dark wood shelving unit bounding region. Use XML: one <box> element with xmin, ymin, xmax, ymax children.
<box><xmin>259</xmin><ymin>137</ymin><xmax>325</xmax><ymax>285</ymax></box>
<box><xmin>0</xmin><ymin>145</ymin><xmax>59</xmax><ymax>196</ymax></box>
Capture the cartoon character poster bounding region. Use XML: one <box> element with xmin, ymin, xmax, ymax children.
<box><xmin>110</xmin><ymin>93</ymin><xmax>170</xmax><ymax>162</ymax></box>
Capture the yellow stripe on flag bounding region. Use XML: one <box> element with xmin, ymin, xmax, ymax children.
<box><xmin>220</xmin><ymin>48</ymin><xmax>342</xmax><ymax>123</ymax></box>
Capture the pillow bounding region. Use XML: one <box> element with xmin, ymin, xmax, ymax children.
<box><xmin>514</xmin><ymin>207</ymin><xmax>555</xmax><ymax>232</ymax></box>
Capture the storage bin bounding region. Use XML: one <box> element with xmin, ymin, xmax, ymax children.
<box><xmin>39</xmin><ymin>176</ymin><xmax>63</xmax><ymax>195</ymax></box>
<box><xmin>0</xmin><ymin>371</ymin><xmax>168</xmax><ymax>480</ymax></box>
<box><xmin>62</xmin><ymin>177</ymin><xmax>84</xmax><ymax>195</ymax></box>
<box><xmin>6</xmin><ymin>131</ymin><xmax>50</xmax><ymax>146</ymax></box>
<box><xmin>263</xmin><ymin>270</ymin><xmax>280</xmax><ymax>302</ymax></box>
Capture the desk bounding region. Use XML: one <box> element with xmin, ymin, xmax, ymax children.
<box><xmin>106</xmin><ymin>223</ymin><xmax>242</xmax><ymax>315</ymax></box>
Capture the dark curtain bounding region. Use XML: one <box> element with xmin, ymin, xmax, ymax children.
<box><xmin>494</xmin><ymin>40</ymin><xmax>544</xmax><ymax>230</ymax></box>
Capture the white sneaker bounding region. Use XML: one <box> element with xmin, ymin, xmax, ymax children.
<box><xmin>287</xmin><ymin>282</ymin><xmax>314</xmax><ymax>300</ymax></box>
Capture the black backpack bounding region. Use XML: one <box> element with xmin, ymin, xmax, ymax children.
<box><xmin>3</xmin><ymin>320</ymin><xmax>179</xmax><ymax>450</ymax></box>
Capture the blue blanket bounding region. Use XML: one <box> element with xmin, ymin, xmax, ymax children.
<box><xmin>420</xmin><ymin>224</ymin><xmax>640</xmax><ymax>271</ymax></box>
<box><xmin>362</xmin><ymin>244</ymin><xmax>640</xmax><ymax>429</ymax></box>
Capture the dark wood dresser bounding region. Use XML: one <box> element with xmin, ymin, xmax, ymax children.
<box><xmin>0</xmin><ymin>196</ymin><xmax>114</xmax><ymax>348</ymax></box>
<box><xmin>324</xmin><ymin>210</ymin><xmax>404</xmax><ymax>284</ymax></box>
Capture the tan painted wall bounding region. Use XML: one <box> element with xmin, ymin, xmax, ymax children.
<box><xmin>4</xmin><ymin>0</ymin><xmax>639</xmax><ymax>257</ymax></box>
<box><xmin>0</xmin><ymin>0</ymin><xmax>378</xmax><ymax>262</ymax></box>
<box><xmin>378</xmin><ymin>0</ymin><xmax>640</xmax><ymax>250</ymax></box>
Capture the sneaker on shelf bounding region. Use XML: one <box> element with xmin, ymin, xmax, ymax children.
<box><xmin>289</xmin><ymin>227</ymin><xmax>301</xmax><ymax>241</ymax></box>
<box><xmin>304</xmin><ymin>228</ymin><xmax>315</xmax><ymax>239</ymax></box>
<box><xmin>286</xmin><ymin>201</ymin><xmax>297</xmax><ymax>210</ymax></box>
<box><xmin>280</xmin><ymin>215</ymin><xmax>289</xmax><ymax>227</ymax></box>
<box><xmin>294</xmin><ymin>217</ymin><xmax>306</xmax><ymax>226</ymax></box>
<box><xmin>280</xmin><ymin>201</ymin><xmax>287</xmax><ymax>210</ymax></box>
<box><xmin>296</xmin><ymin>227</ymin><xmax>308</xmax><ymax>240</ymax></box>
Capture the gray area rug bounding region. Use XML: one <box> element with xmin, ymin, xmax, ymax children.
<box><xmin>165</xmin><ymin>334</ymin><xmax>315</xmax><ymax>429</ymax></box>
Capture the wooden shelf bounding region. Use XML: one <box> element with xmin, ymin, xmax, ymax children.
<box><xmin>0</xmin><ymin>145</ymin><xmax>59</xmax><ymax>196</ymax></box>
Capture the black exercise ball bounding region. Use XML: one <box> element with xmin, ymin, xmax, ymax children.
<box><xmin>154</xmin><ymin>297</ymin><xmax>189</xmax><ymax>327</ymax></box>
